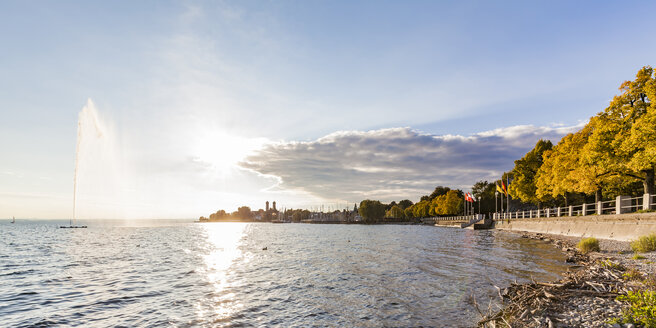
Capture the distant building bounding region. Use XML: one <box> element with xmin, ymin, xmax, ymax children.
<box><xmin>266</xmin><ymin>201</ymin><xmax>270</xmax><ymax>211</ymax></box>
<box><xmin>273</xmin><ymin>201</ymin><xmax>277</xmax><ymax>211</ymax></box>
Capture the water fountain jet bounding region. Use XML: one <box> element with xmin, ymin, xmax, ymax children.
<box><xmin>61</xmin><ymin>99</ymin><xmax>107</xmax><ymax>228</ymax></box>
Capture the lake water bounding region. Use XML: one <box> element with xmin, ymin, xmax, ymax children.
<box><xmin>1</xmin><ymin>221</ymin><xmax>569</xmax><ymax>327</ymax></box>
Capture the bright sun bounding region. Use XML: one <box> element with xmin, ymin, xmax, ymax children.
<box><xmin>191</xmin><ymin>130</ymin><xmax>267</xmax><ymax>174</ymax></box>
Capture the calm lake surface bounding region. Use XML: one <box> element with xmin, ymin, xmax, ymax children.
<box><xmin>1</xmin><ymin>221</ymin><xmax>569</xmax><ymax>327</ymax></box>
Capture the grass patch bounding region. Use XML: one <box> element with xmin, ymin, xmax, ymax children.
<box><xmin>623</xmin><ymin>268</ymin><xmax>643</xmax><ymax>281</ymax></box>
<box><xmin>578</xmin><ymin>237</ymin><xmax>600</xmax><ymax>254</ymax></box>
<box><xmin>599</xmin><ymin>259</ymin><xmax>626</xmax><ymax>270</ymax></box>
<box><xmin>615</xmin><ymin>290</ymin><xmax>656</xmax><ymax>327</ymax></box>
<box><xmin>631</xmin><ymin>234</ymin><xmax>656</xmax><ymax>253</ymax></box>
<box><xmin>633</xmin><ymin>253</ymin><xmax>647</xmax><ymax>260</ymax></box>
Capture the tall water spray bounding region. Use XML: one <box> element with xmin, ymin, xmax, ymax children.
<box><xmin>72</xmin><ymin>99</ymin><xmax>117</xmax><ymax>224</ymax></box>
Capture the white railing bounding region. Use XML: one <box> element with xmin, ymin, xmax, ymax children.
<box><xmin>494</xmin><ymin>193</ymin><xmax>655</xmax><ymax>220</ymax></box>
<box><xmin>424</xmin><ymin>214</ymin><xmax>482</xmax><ymax>222</ymax></box>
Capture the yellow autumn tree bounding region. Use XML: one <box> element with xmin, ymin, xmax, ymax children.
<box><xmin>536</xmin><ymin>133</ymin><xmax>581</xmax><ymax>203</ymax></box>
<box><xmin>434</xmin><ymin>190</ymin><xmax>463</xmax><ymax>215</ymax></box>
<box><xmin>584</xmin><ymin>66</ymin><xmax>655</xmax><ymax>196</ymax></box>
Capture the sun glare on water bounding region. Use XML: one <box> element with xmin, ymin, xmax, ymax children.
<box><xmin>198</xmin><ymin>223</ymin><xmax>250</xmax><ymax>320</ymax></box>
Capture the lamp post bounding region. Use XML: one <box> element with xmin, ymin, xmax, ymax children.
<box><xmin>495</xmin><ymin>191</ymin><xmax>498</xmax><ymax>214</ymax></box>
<box><xmin>478</xmin><ymin>196</ymin><xmax>481</xmax><ymax>214</ymax></box>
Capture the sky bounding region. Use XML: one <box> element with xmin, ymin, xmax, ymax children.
<box><xmin>1</xmin><ymin>0</ymin><xmax>655</xmax><ymax>219</ymax></box>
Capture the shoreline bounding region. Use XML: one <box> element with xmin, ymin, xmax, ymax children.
<box><xmin>478</xmin><ymin>231</ymin><xmax>655</xmax><ymax>327</ymax></box>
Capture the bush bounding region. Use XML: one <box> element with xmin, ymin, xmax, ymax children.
<box><xmin>616</xmin><ymin>290</ymin><xmax>656</xmax><ymax>327</ymax></box>
<box><xmin>631</xmin><ymin>234</ymin><xmax>656</xmax><ymax>253</ymax></box>
<box><xmin>578</xmin><ymin>237</ymin><xmax>600</xmax><ymax>254</ymax></box>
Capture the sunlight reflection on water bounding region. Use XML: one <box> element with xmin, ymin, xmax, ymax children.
<box><xmin>199</xmin><ymin>223</ymin><xmax>248</xmax><ymax>321</ymax></box>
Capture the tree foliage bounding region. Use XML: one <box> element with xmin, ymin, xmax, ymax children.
<box><xmin>432</xmin><ymin>190</ymin><xmax>463</xmax><ymax>215</ymax></box>
<box><xmin>236</xmin><ymin>206</ymin><xmax>253</xmax><ymax>220</ymax></box>
<box><xmin>532</xmin><ymin>66</ymin><xmax>656</xmax><ymax>203</ymax></box>
<box><xmin>472</xmin><ymin>180</ymin><xmax>496</xmax><ymax>214</ymax></box>
<box><xmin>385</xmin><ymin>205</ymin><xmax>405</xmax><ymax>219</ymax></box>
<box><xmin>509</xmin><ymin>139</ymin><xmax>553</xmax><ymax>205</ymax></box>
<box><xmin>583</xmin><ymin>66</ymin><xmax>655</xmax><ymax>194</ymax></box>
<box><xmin>403</xmin><ymin>187</ymin><xmax>464</xmax><ymax>218</ymax></box>
<box><xmin>428</xmin><ymin>186</ymin><xmax>451</xmax><ymax>200</ymax></box>
<box><xmin>359</xmin><ymin>200</ymin><xmax>386</xmax><ymax>223</ymax></box>
<box><xmin>397</xmin><ymin>199</ymin><xmax>413</xmax><ymax>209</ymax></box>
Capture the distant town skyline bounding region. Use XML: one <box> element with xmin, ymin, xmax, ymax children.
<box><xmin>1</xmin><ymin>1</ymin><xmax>655</xmax><ymax>219</ymax></box>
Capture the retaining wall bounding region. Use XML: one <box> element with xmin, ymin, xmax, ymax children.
<box><xmin>434</xmin><ymin>220</ymin><xmax>465</xmax><ymax>227</ymax></box>
<box><xmin>494</xmin><ymin>212</ymin><xmax>656</xmax><ymax>241</ymax></box>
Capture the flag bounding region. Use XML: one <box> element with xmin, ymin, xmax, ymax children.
<box><xmin>496</xmin><ymin>183</ymin><xmax>503</xmax><ymax>194</ymax></box>
<box><xmin>465</xmin><ymin>193</ymin><xmax>474</xmax><ymax>203</ymax></box>
<box><xmin>501</xmin><ymin>181</ymin><xmax>508</xmax><ymax>195</ymax></box>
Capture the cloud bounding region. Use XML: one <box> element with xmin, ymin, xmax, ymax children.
<box><xmin>240</xmin><ymin>124</ymin><xmax>583</xmax><ymax>203</ymax></box>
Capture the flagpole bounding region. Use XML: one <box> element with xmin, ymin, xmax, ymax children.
<box><xmin>507</xmin><ymin>176</ymin><xmax>510</xmax><ymax>213</ymax></box>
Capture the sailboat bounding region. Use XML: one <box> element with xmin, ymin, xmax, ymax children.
<box><xmin>11</xmin><ymin>216</ymin><xmax>15</xmax><ymax>224</ymax></box>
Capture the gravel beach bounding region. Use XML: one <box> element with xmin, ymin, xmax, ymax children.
<box><xmin>479</xmin><ymin>231</ymin><xmax>656</xmax><ymax>328</ymax></box>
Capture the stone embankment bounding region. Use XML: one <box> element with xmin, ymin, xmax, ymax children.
<box><xmin>477</xmin><ymin>232</ymin><xmax>655</xmax><ymax>328</ymax></box>
<box><xmin>494</xmin><ymin>212</ymin><xmax>656</xmax><ymax>242</ymax></box>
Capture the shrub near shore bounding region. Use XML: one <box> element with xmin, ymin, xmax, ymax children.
<box><xmin>631</xmin><ymin>234</ymin><xmax>656</xmax><ymax>253</ymax></box>
<box><xmin>577</xmin><ymin>237</ymin><xmax>600</xmax><ymax>254</ymax></box>
<box><xmin>614</xmin><ymin>290</ymin><xmax>656</xmax><ymax>327</ymax></box>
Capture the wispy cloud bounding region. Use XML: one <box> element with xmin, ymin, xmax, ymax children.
<box><xmin>240</xmin><ymin>124</ymin><xmax>582</xmax><ymax>203</ymax></box>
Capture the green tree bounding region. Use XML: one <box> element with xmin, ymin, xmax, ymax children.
<box><xmin>428</xmin><ymin>186</ymin><xmax>451</xmax><ymax>200</ymax></box>
<box><xmin>404</xmin><ymin>207</ymin><xmax>414</xmax><ymax>219</ymax></box>
<box><xmin>398</xmin><ymin>199</ymin><xmax>413</xmax><ymax>209</ymax></box>
<box><xmin>385</xmin><ymin>205</ymin><xmax>405</xmax><ymax>219</ymax></box>
<box><xmin>358</xmin><ymin>200</ymin><xmax>386</xmax><ymax>223</ymax></box>
<box><xmin>471</xmin><ymin>180</ymin><xmax>496</xmax><ymax>214</ymax></box>
<box><xmin>412</xmin><ymin>200</ymin><xmax>431</xmax><ymax>218</ymax></box>
<box><xmin>509</xmin><ymin>139</ymin><xmax>553</xmax><ymax>206</ymax></box>
<box><xmin>236</xmin><ymin>206</ymin><xmax>253</xmax><ymax>220</ymax></box>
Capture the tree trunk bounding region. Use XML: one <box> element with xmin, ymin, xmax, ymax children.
<box><xmin>595</xmin><ymin>188</ymin><xmax>602</xmax><ymax>203</ymax></box>
<box><xmin>643</xmin><ymin>168</ymin><xmax>655</xmax><ymax>195</ymax></box>
<box><xmin>564</xmin><ymin>192</ymin><xmax>569</xmax><ymax>207</ymax></box>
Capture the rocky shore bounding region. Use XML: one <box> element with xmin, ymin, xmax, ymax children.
<box><xmin>478</xmin><ymin>232</ymin><xmax>656</xmax><ymax>328</ymax></box>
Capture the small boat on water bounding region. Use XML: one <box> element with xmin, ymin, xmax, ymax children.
<box><xmin>59</xmin><ymin>218</ymin><xmax>87</xmax><ymax>229</ymax></box>
<box><xmin>11</xmin><ymin>216</ymin><xmax>15</xmax><ymax>224</ymax></box>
